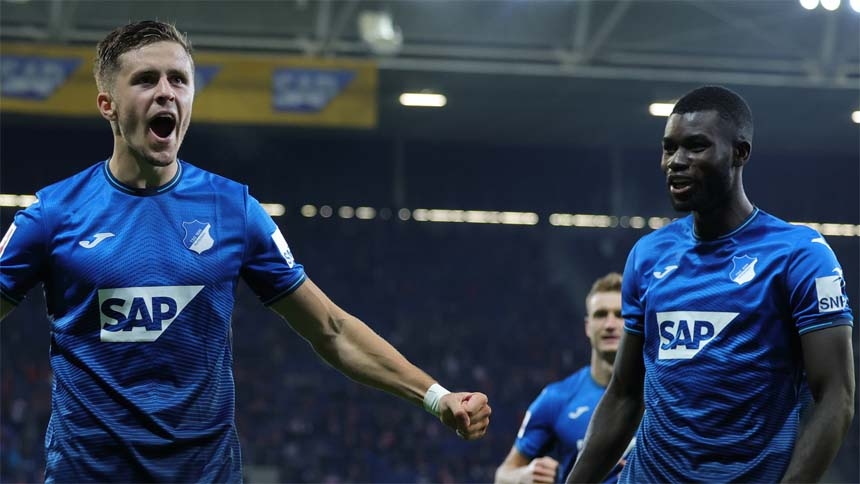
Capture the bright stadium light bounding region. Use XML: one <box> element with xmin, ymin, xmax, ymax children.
<box><xmin>355</xmin><ymin>206</ymin><xmax>377</xmax><ymax>220</ymax></box>
<box><xmin>649</xmin><ymin>102</ymin><xmax>675</xmax><ymax>117</ymax></box>
<box><xmin>399</xmin><ymin>92</ymin><xmax>447</xmax><ymax>107</ymax></box>
<box><xmin>260</xmin><ymin>203</ymin><xmax>286</xmax><ymax>216</ymax></box>
<box><xmin>300</xmin><ymin>204</ymin><xmax>317</xmax><ymax>217</ymax></box>
<box><xmin>820</xmin><ymin>0</ymin><xmax>840</xmax><ymax>10</ymax></box>
<box><xmin>851</xmin><ymin>0</ymin><xmax>860</xmax><ymax>12</ymax></box>
<box><xmin>852</xmin><ymin>110</ymin><xmax>860</xmax><ymax>124</ymax></box>
<box><xmin>799</xmin><ymin>0</ymin><xmax>819</xmax><ymax>9</ymax></box>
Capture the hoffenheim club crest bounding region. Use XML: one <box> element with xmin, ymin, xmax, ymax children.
<box><xmin>182</xmin><ymin>220</ymin><xmax>215</xmax><ymax>254</ymax></box>
<box><xmin>729</xmin><ymin>255</ymin><xmax>758</xmax><ymax>285</ymax></box>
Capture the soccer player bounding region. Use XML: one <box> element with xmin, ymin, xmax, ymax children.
<box><xmin>566</xmin><ymin>85</ymin><xmax>854</xmax><ymax>483</ymax></box>
<box><xmin>0</xmin><ymin>20</ymin><xmax>491</xmax><ymax>483</ymax></box>
<box><xmin>495</xmin><ymin>272</ymin><xmax>631</xmax><ymax>484</ymax></box>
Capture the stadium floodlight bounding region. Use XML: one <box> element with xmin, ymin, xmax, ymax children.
<box><xmin>648</xmin><ymin>102</ymin><xmax>675</xmax><ymax>117</ymax></box>
<box><xmin>300</xmin><ymin>205</ymin><xmax>317</xmax><ymax>217</ymax></box>
<box><xmin>852</xmin><ymin>111</ymin><xmax>860</xmax><ymax>124</ymax></box>
<box><xmin>799</xmin><ymin>0</ymin><xmax>819</xmax><ymax>9</ymax></box>
<box><xmin>851</xmin><ymin>0</ymin><xmax>860</xmax><ymax>12</ymax></box>
<box><xmin>820</xmin><ymin>0</ymin><xmax>840</xmax><ymax>10</ymax></box>
<box><xmin>399</xmin><ymin>92</ymin><xmax>447</xmax><ymax>107</ymax></box>
<box><xmin>358</xmin><ymin>10</ymin><xmax>403</xmax><ymax>55</ymax></box>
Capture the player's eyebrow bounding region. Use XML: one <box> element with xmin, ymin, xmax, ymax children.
<box><xmin>663</xmin><ymin>133</ymin><xmax>711</xmax><ymax>146</ymax></box>
<box><xmin>129</xmin><ymin>67</ymin><xmax>190</xmax><ymax>80</ymax></box>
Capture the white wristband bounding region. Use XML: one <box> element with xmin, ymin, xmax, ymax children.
<box><xmin>422</xmin><ymin>383</ymin><xmax>451</xmax><ymax>417</ymax></box>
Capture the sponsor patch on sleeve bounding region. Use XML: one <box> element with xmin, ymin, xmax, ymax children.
<box><xmin>815</xmin><ymin>274</ymin><xmax>847</xmax><ymax>313</ymax></box>
<box><xmin>271</xmin><ymin>228</ymin><xmax>295</xmax><ymax>268</ymax></box>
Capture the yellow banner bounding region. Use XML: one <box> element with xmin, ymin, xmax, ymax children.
<box><xmin>0</xmin><ymin>43</ymin><xmax>377</xmax><ymax>128</ymax></box>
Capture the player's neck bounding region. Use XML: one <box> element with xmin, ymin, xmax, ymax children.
<box><xmin>693</xmin><ymin>194</ymin><xmax>754</xmax><ymax>240</ymax></box>
<box><xmin>590</xmin><ymin>351</ymin><xmax>614</xmax><ymax>387</ymax></box>
<box><xmin>108</xmin><ymin>147</ymin><xmax>178</xmax><ymax>190</ymax></box>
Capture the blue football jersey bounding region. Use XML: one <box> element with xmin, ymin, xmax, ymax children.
<box><xmin>0</xmin><ymin>160</ymin><xmax>306</xmax><ymax>483</ymax></box>
<box><xmin>515</xmin><ymin>366</ymin><xmax>627</xmax><ymax>483</ymax></box>
<box><xmin>620</xmin><ymin>208</ymin><xmax>853</xmax><ymax>483</ymax></box>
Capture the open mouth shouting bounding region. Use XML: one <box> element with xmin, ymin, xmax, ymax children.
<box><xmin>148</xmin><ymin>112</ymin><xmax>177</xmax><ymax>143</ymax></box>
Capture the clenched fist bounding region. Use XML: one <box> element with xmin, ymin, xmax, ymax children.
<box><xmin>438</xmin><ymin>392</ymin><xmax>492</xmax><ymax>440</ymax></box>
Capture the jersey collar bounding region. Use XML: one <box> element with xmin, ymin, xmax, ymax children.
<box><xmin>102</xmin><ymin>159</ymin><xmax>183</xmax><ymax>196</ymax></box>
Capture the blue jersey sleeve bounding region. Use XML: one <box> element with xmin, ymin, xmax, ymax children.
<box><xmin>785</xmin><ymin>232</ymin><xmax>853</xmax><ymax>335</ymax></box>
<box><xmin>515</xmin><ymin>387</ymin><xmax>562</xmax><ymax>459</ymax></box>
<box><xmin>1</xmin><ymin>199</ymin><xmax>48</xmax><ymax>305</ymax></box>
<box><xmin>622</xmin><ymin>242</ymin><xmax>645</xmax><ymax>335</ymax></box>
<box><xmin>240</xmin><ymin>194</ymin><xmax>306</xmax><ymax>305</ymax></box>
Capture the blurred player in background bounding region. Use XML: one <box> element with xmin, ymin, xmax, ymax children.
<box><xmin>567</xmin><ymin>85</ymin><xmax>854</xmax><ymax>483</ymax></box>
<box><xmin>0</xmin><ymin>20</ymin><xmax>490</xmax><ymax>483</ymax></box>
<box><xmin>495</xmin><ymin>272</ymin><xmax>632</xmax><ymax>484</ymax></box>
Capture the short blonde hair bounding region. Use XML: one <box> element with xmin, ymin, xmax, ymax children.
<box><xmin>585</xmin><ymin>272</ymin><xmax>622</xmax><ymax>308</ymax></box>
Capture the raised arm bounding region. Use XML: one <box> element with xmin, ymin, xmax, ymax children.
<box><xmin>566</xmin><ymin>330</ymin><xmax>645</xmax><ymax>483</ymax></box>
<box><xmin>780</xmin><ymin>324</ymin><xmax>854</xmax><ymax>483</ymax></box>
<box><xmin>270</xmin><ymin>277</ymin><xmax>491</xmax><ymax>439</ymax></box>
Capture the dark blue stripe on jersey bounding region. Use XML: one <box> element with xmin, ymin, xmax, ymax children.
<box><xmin>102</xmin><ymin>159</ymin><xmax>184</xmax><ymax>196</ymax></box>
<box><xmin>798</xmin><ymin>318</ymin><xmax>854</xmax><ymax>335</ymax></box>
<box><xmin>262</xmin><ymin>273</ymin><xmax>307</xmax><ymax>306</ymax></box>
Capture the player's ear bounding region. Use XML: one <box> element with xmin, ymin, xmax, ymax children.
<box><xmin>732</xmin><ymin>140</ymin><xmax>751</xmax><ymax>167</ymax></box>
<box><xmin>97</xmin><ymin>91</ymin><xmax>117</xmax><ymax>122</ymax></box>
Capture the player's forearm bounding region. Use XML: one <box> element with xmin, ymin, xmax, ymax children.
<box><xmin>566</xmin><ymin>390</ymin><xmax>642</xmax><ymax>483</ymax></box>
<box><xmin>780</xmin><ymin>388</ymin><xmax>854</xmax><ymax>483</ymax></box>
<box><xmin>309</xmin><ymin>314</ymin><xmax>435</xmax><ymax>407</ymax></box>
<box><xmin>494</xmin><ymin>464</ymin><xmax>529</xmax><ymax>484</ymax></box>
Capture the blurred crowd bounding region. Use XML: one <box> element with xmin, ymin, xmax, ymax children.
<box><xmin>2</xmin><ymin>219</ymin><xmax>857</xmax><ymax>483</ymax></box>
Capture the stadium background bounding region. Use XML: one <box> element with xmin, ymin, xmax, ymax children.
<box><xmin>1</xmin><ymin>1</ymin><xmax>858</xmax><ymax>482</ymax></box>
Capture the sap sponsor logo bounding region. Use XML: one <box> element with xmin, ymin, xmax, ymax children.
<box><xmin>1</xmin><ymin>55</ymin><xmax>81</xmax><ymax>100</ymax></box>
<box><xmin>99</xmin><ymin>285</ymin><xmax>204</xmax><ymax>342</ymax></box>
<box><xmin>816</xmin><ymin>272</ymin><xmax>848</xmax><ymax>313</ymax></box>
<box><xmin>272</xmin><ymin>68</ymin><xmax>356</xmax><ymax>113</ymax></box>
<box><xmin>271</xmin><ymin>228</ymin><xmax>296</xmax><ymax>268</ymax></box>
<box><xmin>182</xmin><ymin>220</ymin><xmax>214</xmax><ymax>254</ymax></box>
<box><xmin>657</xmin><ymin>311</ymin><xmax>738</xmax><ymax>360</ymax></box>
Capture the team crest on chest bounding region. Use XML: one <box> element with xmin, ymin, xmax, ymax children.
<box><xmin>182</xmin><ymin>220</ymin><xmax>215</xmax><ymax>254</ymax></box>
<box><xmin>729</xmin><ymin>255</ymin><xmax>757</xmax><ymax>285</ymax></box>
